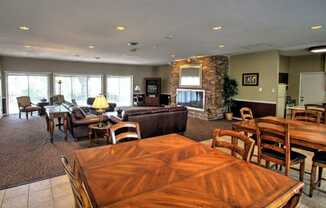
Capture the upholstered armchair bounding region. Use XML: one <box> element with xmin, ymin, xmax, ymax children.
<box><xmin>16</xmin><ymin>96</ymin><xmax>41</xmax><ymax>119</ymax></box>
<box><xmin>50</xmin><ymin>95</ymin><xmax>65</xmax><ymax>105</ymax></box>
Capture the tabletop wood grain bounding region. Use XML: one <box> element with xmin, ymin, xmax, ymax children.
<box><xmin>75</xmin><ymin>133</ymin><xmax>303</xmax><ymax>208</ymax></box>
<box><xmin>233</xmin><ymin>116</ymin><xmax>326</xmax><ymax>151</ymax></box>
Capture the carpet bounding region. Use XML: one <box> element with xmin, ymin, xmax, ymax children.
<box><xmin>0</xmin><ymin>115</ymin><xmax>232</xmax><ymax>190</ymax></box>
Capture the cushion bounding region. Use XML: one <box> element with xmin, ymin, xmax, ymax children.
<box><xmin>313</xmin><ymin>151</ymin><xmax>326</xmax><ymax>164</ymax></box>
<box><xmin>262</xmin><ymin>148</ymin><xmax>306</xmax><ymax>162</ymax></box>
<box><xmin>25</xmin><ymin>106</ymin><xmax>41</xmax><ymax>111</ymax></box>
<box><xmin>72</xmin><ymin>108</ymin><xmax>86</xmax><ymax>120</ymax></box>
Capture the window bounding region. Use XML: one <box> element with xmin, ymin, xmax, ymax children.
<box><xmin>54</xmin><ymin>74</ymin><xmax>102</xmax><ymax>105</ymax></box>
<box><xmin>7</xmin><ymin>74</ymin><xmax>49</xmax><ymax>114</ymax></box>
<box><xmin>106</xmin><ymin>76</ymin><xmax>132</xmax><ymax>106</ymax></box>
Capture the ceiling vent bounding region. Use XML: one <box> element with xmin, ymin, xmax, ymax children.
<box><xmin>240</xmin><ymin>43</ymin><xmax>273</xmax><ymax>51</ymax></box>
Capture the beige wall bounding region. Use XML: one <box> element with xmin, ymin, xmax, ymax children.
<box><xmin>0</xmin><ymin>56</ymin><xmax>157</xmax><ymax>96</ymax></box>
<box><xmin>229</xmin><ymin>50</ymin><xmax>279</xmax><ymax>103</ymax></box>
<box><xmin>279</xmin><ymin>56</ymin><xmax>289</xmax><ymax>73</ymax></box>
<box><xmin>153</xmin><ymin>65</ymin><xmax>170</xmax><ymax>93</ymax></box>
<box><xmin>287</xmin><ymin>54</ymin><xmax>323</xmax><ymax>101</ymax></box>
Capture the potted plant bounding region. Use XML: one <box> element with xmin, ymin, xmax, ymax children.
<box><xmin>223</xmin><ymin>75</ymin><xmax>238</xmax><ymax>120</ymax></box>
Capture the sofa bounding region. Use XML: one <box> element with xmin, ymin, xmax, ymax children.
<box><xmin>120</xmin><ymin>106</ymin><xmax>188</xmax><ymax>138</ymax></box>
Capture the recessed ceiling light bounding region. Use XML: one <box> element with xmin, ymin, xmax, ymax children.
<box><xmin>212</xmin><ymin>26</ymin><xmax>223</xmax><ymax>31</ymax></box>
<box><xmin>24</xmin><ymin>45</ymin><xmax>32</xmax><ymax>48</ymax></box>
<box><xmin>88</xmin><ymin>45</ymin><xmax>95</xmax><ymax>49</ymax></box>
<box><xmin>309</xmin><ymin>46</ymin><xmax>326</xmax><ymax>53</ymax></box>
<box><xmin>311</xmin><ymin>25</ymin><xmax>322</xmax><ymax>30</ymax></box>
<box><xmin>19</xmin><ymin>26</ymin><xmax>30</xmax><ymax>31</ymax></box>
<box><xmin>165</xmin><ymin>34</ymin><xmax>174</xmax><ymax>40</ymax></box>
<box><xmin>219</xmin><ymin>44</ymin><xmax>225</xmax><ymax>48</ymax></box>
<box><xmin>116</xmin><ymin>26</ymin><xmax>126</xmax><ymax>31</ymax></box>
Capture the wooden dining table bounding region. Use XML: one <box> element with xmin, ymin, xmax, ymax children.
<box><xmin>74</xmin><ymin>133</ymin><xmax>303</xmax><ymax>208</ymax></box>
<box><xmin>233</xmin><ymin>116</ymin><xmax>326</xmax><ymax>151</ymax></box>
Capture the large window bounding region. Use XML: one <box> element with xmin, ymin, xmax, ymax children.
<box><xmin>7</xmin><ymin>74</ymin><xmax>49</xmax><ymax>114</ymax></box>
<box><xmin>54</xmin><ymin>74</ymin><xmax>102</xmax><ymax>105</ymax></box>
<box><xmin>106</xmin><ymin>76</ymin><xmax>132</xmax><ymax>107</ymax></box>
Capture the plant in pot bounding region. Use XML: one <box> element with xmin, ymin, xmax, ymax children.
<box><xmin>223</xmin><ymin>75</ymin><xmax>238</xmax><ymax>120</ymax></box>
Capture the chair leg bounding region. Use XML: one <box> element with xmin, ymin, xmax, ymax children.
<box><xmin>19</xmin><ymin>111</ymin><xmax>21</xmax><ymax>119</ymax></box>
<box><xmin>299</xmin><ymin>160</ymin><xmax>305</xmax><ymax>182</ymax></box>
<box><xmin>31</xmin><ymin>112</ymin><xmax>33</xmax><ymax>116</ymax></box>
<box><xmin>310</xmin><ymin>162</ymin><xmax>317</xmax><ymax>197</ymax></box>
<box><xmin>26</xmin><ymin>112</ymin><xmax>29</xmax><ymax>120</ymax></box>
<box><xmin>318</xmin><ymin>167</ymin><xmax>323</xmax><ymax>187</ymax></box>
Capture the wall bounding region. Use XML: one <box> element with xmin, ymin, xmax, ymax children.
<box><xmin>229</xmin><ymin>50</ymin><xmax>279</xmax><ymax>103</ymax></box>
<box><xmin>279</xmin><ymin>56</ymin><xmax>289</xmax><ymax>73</ymax></box>
<box><xmin>169</xmin><ymin>56</ymin><xmax>228</xmax><ymax>120</ymax></box>
<box><xmin>153</xmin><ymin>65</ymin><xmax>170</xmax><ymax>93</ymax></box>
<box><xmin>0</xmin><ymin>56</ymin><xmax>157</xmax><ymax>97</ymax></box>
<box><xmin>287</xmin><ymin>54</ymin><xmax>323</xmax><ymax>102</ymax></box>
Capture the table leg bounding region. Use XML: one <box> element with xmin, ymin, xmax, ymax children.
<box><xmin>58</xmin><ymin>117</ymin><xmax>62</xmax><ymax>130</ymax></box>
<box><xmin>46</xmin><ymin>116</ymin><xmax>49</xmax><ymax>132</ymax></box>
<box><xmin>49</xmin><ymin>118</ymin><xmax>54</xmax><ymax>143</ymax></box>
<box><xmin>63</xmin><ymin>114</ymin><xmax>68</xmax><ymax>141</ymax></box>
<box><xmin>89</xmin><ymin>129</ymin><xmax>93</xmax><ymax>146</ymax></box>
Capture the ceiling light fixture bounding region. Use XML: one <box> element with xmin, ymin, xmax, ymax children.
<box><xmin>19</xmin><ymin>26</ymin><xmax>30</xmax><ymax>31</ymax></box>
<box><xmin>165</xmin><ymin>34</ymin><xmax>174</xmax><ymax>40</ymax></box>
<box><xmin>311</xmin><ymin>25</ymin><xmax>323</xmax><ymax>30</ymax></box>
<box><xmin>309</xmin><ymin>46</ymin><xmax>326</xmax><ymax>53</ymax></box>
<box><xmin>212</xmin><ymin>26</ymin><xmax>223</xmax><ymax>31</ymax></box>
<box><xmin>116</xmin><ymin>26</ymin><xmax>126</xmax><ymax>31</ymax></box>
<box><xmin>88</xmin><ymin>45</ymin><xmax>95</xmax><ymax>49</ymax></box>
<box><xmin>128</xmin><ymin>41</ymin><xmax>139</xmax><ymax>46</ymax></box>
<box><xmin>24</xmin><ymin>45</ymin><xmax>32</xmax><ymax>48</ymax></box>
<box><xmin>219</xmin><ymin>44</ymin><xmax>225</xmax><ymax>48</ymax></box>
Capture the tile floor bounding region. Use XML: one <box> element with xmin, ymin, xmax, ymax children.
<box><xmin>0</xmin><ymin>175</ymin><xmax>74</xmax><ymax>208</ymax></box>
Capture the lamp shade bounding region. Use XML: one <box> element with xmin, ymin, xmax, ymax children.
<box><xmin>92</xmin><ymin>95</ymin><xmax>109</xmax><ymax>109</ymax></box>
<box><xmin>134</xmin><ymin>85</ymin><xmax>141</xmax><ymax>92</ymax></box>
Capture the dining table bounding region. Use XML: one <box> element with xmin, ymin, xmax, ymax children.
<box><xmin>232</xmin><ymin>116</ymin><xmax>326</xmax><ymax>151</ymax></box>
<box><xmin>74</xmin><ymin>133</ymin><xmax>303</xmax><ymax>208</ymax></box>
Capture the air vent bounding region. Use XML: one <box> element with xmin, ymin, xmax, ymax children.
<box><xmin>240</xmin><ymin>43</ymin><xmax>273</xmax><ymax>51</ymax></box>
<box><xmin>130</xmin><ymin>48</ymin><xmax>138</xmax><ymax>52</ymax></box>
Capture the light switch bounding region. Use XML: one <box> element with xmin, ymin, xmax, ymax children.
<box><xmin>258</xmin><ymin>88</ymin><xmax>263</xmax><ymax>92</ymax></box>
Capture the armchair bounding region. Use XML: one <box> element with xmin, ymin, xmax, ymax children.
<box><xmin>17</xmin><ymin>96</ymin><xmax>41</xmax><ymax>119</ymax></box>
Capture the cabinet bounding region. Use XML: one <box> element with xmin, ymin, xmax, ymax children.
<box><xmin>144</xmin><ymin>78</ymin><xmax>161</xmax><ymax>106</ymax></box>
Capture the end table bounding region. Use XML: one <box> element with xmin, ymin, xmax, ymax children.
<box><xmin>88</xmin><ymin>123</ymin><xmax>111</xmax><ymax>146</ymax></box>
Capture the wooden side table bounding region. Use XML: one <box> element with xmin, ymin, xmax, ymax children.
<box><xmin>88</xmin><ymin>123</ymin><xmax>111</xmax><ymax>146</ymax></box>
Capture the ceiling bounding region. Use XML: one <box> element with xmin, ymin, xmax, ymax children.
<box><xmin>0</xmin><ymin>0</ymin><xmax>325</xmax><ymax>65</ymax></box>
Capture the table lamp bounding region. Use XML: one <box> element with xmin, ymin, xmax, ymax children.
<box><xmin>134</xmin><ymin>85</ymin><xmax>141</xmax><ymax>93</ymax></box>
<box><xmin>92</xmin><ymin>95</ymin><xmax>109</xmax><ymax>127</ymax></box>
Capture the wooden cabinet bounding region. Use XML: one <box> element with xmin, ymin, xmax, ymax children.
<box><xmin>144</xmin><ymin>78</ymin><xmax>161</xmax><ymax>106</ymax></box>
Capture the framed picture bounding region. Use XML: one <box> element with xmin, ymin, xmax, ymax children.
<box><xmin>242</xmin><ymin>73</ymin><xmax>259</xmax><ymax>86</ymax></box>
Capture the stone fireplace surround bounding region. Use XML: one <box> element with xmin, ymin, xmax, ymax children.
<box><xmin>169</xmin><ymin>55</ymin><xmax>228</xmax><ymax>120</ymax></box>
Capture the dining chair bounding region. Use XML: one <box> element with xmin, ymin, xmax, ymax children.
<box><xmin>109</xmin><ymin>122</ymin><xmax>141</xmax><ymax>144</ymax></box>
<box><xmin>305</xmin><ymin>104</ymin><xmax>325</xmax><ymax>124</ymax></box>
<box><xmin>310</xmin><ymin>151</ymin><xmax>326</xmax><ymax>197</ymax></box>
<box><xmin>60</xmin><ymin>156</ymin><xmax>94</xmax><ymax>208</ymax></box>
<box><xmin>256</xmin><ymin>118</ymin><xmax>306</xmax><ymax>181</ymax></box>
<box><xmin>16</xmin><ymin>96</ymin><xmax>41</xmax><ymax>119</ymax></box>
<box><xmin>292</xmin><ymin>107</ymin><xmax>322</xmax><ymax>124</ymax></box>
<box><xmin>211</xmin><ymin>128</ymin><xmax>254</xmax><ymax>162</ymax></box>
<box><xmin>240</xmin><ymin>107</ymin><xmax>254</xmax><ymax>121</ymax></box>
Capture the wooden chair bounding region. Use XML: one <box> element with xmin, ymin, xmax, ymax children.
<box><xmin>60</xmin><ymin>156</ymin><xmax>94</xmax><ymax>208</ymax></box>
<box><xmin>211</xmin><ymin>128</ymin><xmax>254</xmax><ymax>162</ymax></box>
<box><xmin>109</xmin><ymin>122</ymin><xmax>141</xmax><ymax>144</ymax></box>
<box><xmin>256</xmin><ymin>118</ymin><xmax>306</xmax><ymax>181</ymax></box>
<box><xmin>310</xmin><ymin>151</ymin><xmax>326</xmax><ymax>197</ymax></box>
<box><xmin>17</xmin><ymin>96</ymin><xmax>41</xmax><ymax>119</ymax></box>
<box><xmin>305</xmin><ymin>104</ymin><xmax>325</xmax><ymax>124</ymax></box>
<box><xmin>291</xmin><ymin>106</ymin><xmax>322</xmax><ymax>123</ymax></box>
<box><xmin>240</xmin><ymin>107</ymin><xmax>254</xmax><ymax>121</ymax></box>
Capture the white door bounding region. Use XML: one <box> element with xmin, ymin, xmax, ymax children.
<box><xmin>300</xmin><ymin>72</ymin><xmax>326</xmax><ymax>105</ymax></box>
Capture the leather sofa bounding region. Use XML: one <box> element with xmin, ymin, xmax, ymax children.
<box><xmin>68</xmin><ymin>107</ymin><xmax>109</xmax><ymax>139</ymax></box>
<box><xmin>121</xmin><ymin>106</ymin><xmax>188</xmax><ymax>138</ymax></box>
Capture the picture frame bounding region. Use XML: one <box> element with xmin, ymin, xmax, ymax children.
<box><xmin>242</xmin><ymin>73</ymin><xmax>259</xmax><ymax>86</ymax></box>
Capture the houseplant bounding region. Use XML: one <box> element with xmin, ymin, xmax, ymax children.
<box><xmin>223</xmin><ymin>75</ymin><xmax>238</xmax><ymax>120</ymax></box>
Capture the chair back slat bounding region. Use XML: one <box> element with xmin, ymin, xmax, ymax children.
<box><xmin>60</xmin><ymin>156</ymin><xmax>94</xmax><ymax>208</ymax></box>
<box><xmin>110</xmin><ymin>122</ymin><xmax>141</xmax><ymax>144</ymax></box>
<box><xmin>240</xmin><ymin>107</ymin><xmax>254</xmax><ymax>121</ymax></box>
<box><xmin>211</xmin><ymin>128</ymin><xmax>254</xmax><ymax>162</ymax></box>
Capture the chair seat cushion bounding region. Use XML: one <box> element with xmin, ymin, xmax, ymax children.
<box><xmin>25</xmin><ymin>106</ymin><xmax>41</xmax><ymax>111</ymax></box>
<box><xmin>313</xmin><ymin>151</ymin><xmax>326</xmax><ymax>164</ymax></box>
<box><xmin>262</xmin><ymin>148</ymin><xmax>306</xmax><ymax>162</ymax></box>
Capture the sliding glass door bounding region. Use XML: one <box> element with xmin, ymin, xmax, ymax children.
<box><xmin>7</xmin><ymin>74</ymin><xmax>49</xmax><ymax>114</ymax></box>
<box><xmin>54</xmin><ymin>74</ymin><xmax>102</xmax><ymax>105</ymax></box>
<box><xmin>106</xmin><ymin>76</ymin><xmax>132</xmax><ymax>107</ymax></box>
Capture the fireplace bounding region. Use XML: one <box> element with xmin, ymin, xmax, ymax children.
<box><xmin>176</xmin><ymin>89</ymin><xmax>205</xmax><ymax>111</ymax></box>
